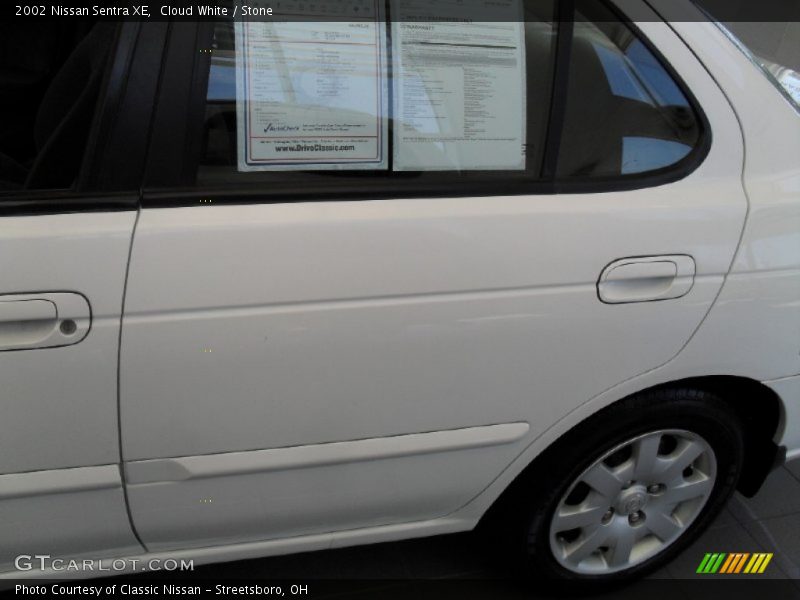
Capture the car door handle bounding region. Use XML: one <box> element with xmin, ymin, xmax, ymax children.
<box><xmin>598</xmin><ymin>255</ymin><xmax>695</xmax><ymax>304</ymax></box>
<box><xmin>0</xmin><ymin>293</ymin><xmax>91</xmax><ymax>351</ymax></box>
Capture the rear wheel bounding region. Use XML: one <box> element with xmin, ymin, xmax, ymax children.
<box><xmin>514</xmin><ymin>388</ymin><xmax>744</xmax><ymax>580</ymax></box>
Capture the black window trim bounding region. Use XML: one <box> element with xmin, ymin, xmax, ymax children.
<box><xmin>88</xmin><ymin>21</ymin><xmax>170</xmax><ymax>193</ymax></box>
<box><xmin>0</xmin><ymin>191</ymin><xmax>138</xmax><ymax>217</ymax></box>
<box><xmin>541</xmin><ymin>0</ymin><xmax>575</xmax><ymax>180</ymax></box>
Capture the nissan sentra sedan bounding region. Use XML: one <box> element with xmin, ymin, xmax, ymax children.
<box><xmin>1</xmin><ymin>0</ymin><xmax>798</xmax><ymax>584</ymax></box>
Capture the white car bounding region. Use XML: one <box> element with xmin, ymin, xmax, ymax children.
<box><xmin>1</xmin><ymin>0</ymin><xmax>798</xmax><ymax>584</ymax></box>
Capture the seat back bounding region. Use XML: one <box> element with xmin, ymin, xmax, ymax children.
<box><xmin>25</xmin><ymin>23</ymin><xmax>116</xmax><ymax>189</ymax></box>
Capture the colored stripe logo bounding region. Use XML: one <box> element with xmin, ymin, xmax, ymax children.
<box><xmin>697</xmin><ymin>552</ymin><xmax>773</xmax><ymax>574</ymax></box>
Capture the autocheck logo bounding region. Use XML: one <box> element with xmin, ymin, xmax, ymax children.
<box><xmin>265</xmin><ymin>123</ymin><xmax>301</xmax><ymax>133</ymax></box>
<box><xmin>696</xmin><ymin>552</ymin><xmax>774</xmax><ymax>574</ymax></box>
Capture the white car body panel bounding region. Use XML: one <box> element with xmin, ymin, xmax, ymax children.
<box><xmin>118</xmin><ymin>16</ymin><xmax>747</xmax><ymax>552</ymax></box>
<box><xmin>660</xmin><ymin>18</ymin><xmax>800</xmax><ymax>446</ymax></box>
<box><xmin>0</xmin><ymin>212</ymin><xmax>143</xmax><ymax>570</ymax></box>
<box><xmin>0</xmin><ymin>213</ymin><xmax>135</xmax><ymax>473</ymax></box>
<box><xmin>0</xmin><ymin>466</ymin><xmax>140</xmax><ymax>573</ymax></box>
<box><xmin>767</xmin><ymin>376</ymin><xmax>800</xmax><ymax>461</ymax></box>
<box><xmin>125</xmin><ymin>424</ymin><xmax>530</xmax><ymax>550</ymax></box>
<box><xmin>450</xmin><ymin>13</ymin><xmax>800</xmax><ymax>528</ymax></box>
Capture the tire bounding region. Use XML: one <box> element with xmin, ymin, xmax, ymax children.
<box><xmin>499</xmin><ymin>388</ymin><xmax>744</xmax><ymax>582</ymax></box>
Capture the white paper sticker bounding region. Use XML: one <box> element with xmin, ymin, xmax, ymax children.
<box><xmin>235</xmin><ymin>1</ymin><xmax>388</xmax><ymax>171</ymax></box>
<box><xmin>391</xmin><ymin>0</ymin><xmax>527</xmax><ymax>171</ymax></box>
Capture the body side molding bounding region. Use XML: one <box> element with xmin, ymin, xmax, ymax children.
<box><xmin>125</xmin><ymin>422</ymin><xmax>530</xmax><ymax>484</ymax></box>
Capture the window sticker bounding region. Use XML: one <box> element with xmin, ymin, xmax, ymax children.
<box><xmin>235</xmin><ymin>1</ymin><xmax>389</xmax><ymax>171</ymax></box>
<box><xmin>391</xmin><ymin>0</ymin><xmax>527</xmax><ymax>171</ymax></box>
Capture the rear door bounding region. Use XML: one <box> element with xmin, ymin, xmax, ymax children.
<box><xmin>119</xmin><ymin>1</ymin><xmax>747</xmax><ymax>552</ymax></box>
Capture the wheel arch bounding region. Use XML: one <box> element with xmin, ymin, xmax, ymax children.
<box><xmin>658</xmin><ymin>376</ymin><xmax>784</xmax><ymax>497</ymax></box>
<box><xmin>479</xmin><ymin>375</ymin><xmax>783</xmax><ymax>532</ymax></box>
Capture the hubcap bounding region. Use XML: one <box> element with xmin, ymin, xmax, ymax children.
<box><xmin>616</xmin><ymin>485</ymin><xmax>649</xmax><ymax>515</ymax></box>
<box><xmin>548</xmin><ymin>429</ymin><xmax>717</xmax><ymax>575</ymax></box>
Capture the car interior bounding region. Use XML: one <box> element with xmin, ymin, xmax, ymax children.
<box><xmin>0</xmin><ymin>22</ymin><xmax>114</xmax><ymax>191</ymax></box>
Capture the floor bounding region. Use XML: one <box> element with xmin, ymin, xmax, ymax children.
<box><xmin>164</xmin><ymin>462</ymin><xmax>800</xmax><ymax>597</ymax></box>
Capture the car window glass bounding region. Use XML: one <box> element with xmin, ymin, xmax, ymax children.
<box><xmin>195</xmin><ymin>1</ymin><xmax>558</xmax><ymax>187</ymax></box>
<box><xmin>0</xmin><ymin>23</ymin><xmax>114</xmax><ymax>192</ymax></box>
<box><xmin>556</xmin><ymin>0</ymin><xmax>702</xmax><ymax>178</ymax></box>
<box><xmin>179</xmin><ymin>0</ymin><xmax>705</xmax><ymax>192</ymax></box>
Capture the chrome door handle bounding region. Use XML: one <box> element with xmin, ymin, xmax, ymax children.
<box><xmin>598</xmin><ymin>256</ymin><xmax>695</xmax><ymax>304</ymax></box>
<box><xmin>0</xmin><ymin>293</ymin><xmax>90</xmax><ymax>351</ymax></box>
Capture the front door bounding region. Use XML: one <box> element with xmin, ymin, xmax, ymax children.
<box><xmin>0</xmin><ymin>21</ymin><xmax>159</xmax><ymax>571</ymax></box>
